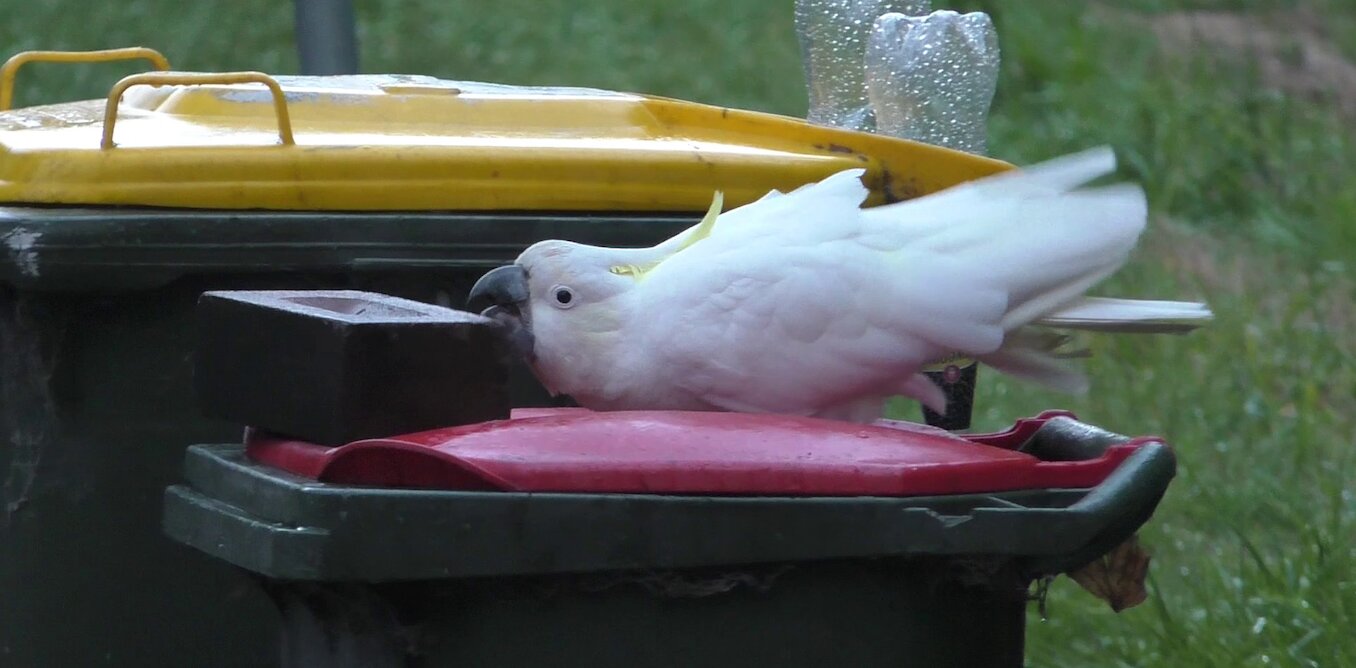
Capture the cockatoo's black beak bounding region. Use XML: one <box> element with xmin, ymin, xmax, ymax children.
<box><xmin>468</xmin><ymin>264</ymin><xmax>535</xmax><ymax>362</ymax></box>
<box><xmin>469</xmin><ymin>264</ymin><xmax>529</xmax><ymax>314</ymax></box>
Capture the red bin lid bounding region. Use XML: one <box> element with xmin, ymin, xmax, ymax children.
<box><xmin>245</xmin><ymin>408</ymin><xmax>1150</xmax><ymax>497</ymax></box>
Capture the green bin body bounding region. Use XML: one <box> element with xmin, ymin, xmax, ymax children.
<box><xmin>0</xmin><ymin>206</ymin><xmax>690</xmax><ymax>666</ymax></box>
<box><xmin>162</xmin><ymin>415</ymin><xmax>1174</xmax><ymax>668</ymax></box>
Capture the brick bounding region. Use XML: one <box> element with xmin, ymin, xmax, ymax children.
<box><xmin>195</xmin><ymin>290</ymin><xmax>510</xmax><ymax>445</ymax></box>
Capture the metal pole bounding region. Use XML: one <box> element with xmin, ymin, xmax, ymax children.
<box><xmin>294</xmin><ymin>0</ymin><xmax>359</xmax><ymax>75</ymax></box>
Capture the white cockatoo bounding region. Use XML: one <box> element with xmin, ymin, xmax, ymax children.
<box><xmin>468</xmin><ymin>147</ymin><xmax>1210</xmax><ymax>422</ymax></box>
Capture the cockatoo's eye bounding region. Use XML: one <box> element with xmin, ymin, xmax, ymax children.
<box><xmin>550</xmin><ymin>285</ymin><xmax>576</xmax><ymax>309</ymax></box>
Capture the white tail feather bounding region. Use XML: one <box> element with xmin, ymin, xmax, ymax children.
<box><xmin>980</xmin><ymin>347</ymin><xmax>1091</xmax><ymax>395</ymax></box>
<box><xmin>1037</xmin><ymin>297</ymin><xmax>1214</xmax><ymax>333</ymax></box>
<box><xmin>979</xmin><ymin>328</ymin><xmax>1091</xmax><ymax>394</ymax></box>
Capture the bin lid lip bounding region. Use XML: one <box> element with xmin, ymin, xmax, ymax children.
<box><xmin>245</xmin><ymin>409</ymin><xmax>1158</xmax><ymax>497</ymax></box>
<box><xmin>0</xmin><ymin>72</ymin><xmax>1011</xmax><ymax>212</ymax></box>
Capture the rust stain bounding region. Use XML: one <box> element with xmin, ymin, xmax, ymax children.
<box><xmin>874</xmin><ymin>167</ymin><xmax>920</xmax><ymax>204</ymax></box>
<box><xmin>879</xmin><ymin>167</ymin><xmax>901</xmax><ymax>204</ymax></box>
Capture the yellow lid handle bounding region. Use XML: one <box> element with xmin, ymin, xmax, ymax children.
<box><xmin>0</xmin><ymin>47</ymin><xmax>171</xmax><ymax>111</ymax></box>
<box><xmin>102</xmin><ymin>71</ymin><xmax>296</xmax><ymax>149</ymax></box>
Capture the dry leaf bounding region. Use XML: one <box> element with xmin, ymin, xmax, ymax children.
<box><xmin>1067</xmin><ymin>534</ymin><xmax>1151</xmax><ymax>612</ymax></box>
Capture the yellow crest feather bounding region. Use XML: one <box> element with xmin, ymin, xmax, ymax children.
<box><xmin>611</xmin><ymin>189</ymin><xmax>723</xmax><ymax>281</ymax></box>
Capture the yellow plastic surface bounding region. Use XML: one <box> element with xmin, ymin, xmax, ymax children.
<box><xmin>0</xmin><ymin>72</ymin><xmax>1012</xmax><ymax>212</ymax></box>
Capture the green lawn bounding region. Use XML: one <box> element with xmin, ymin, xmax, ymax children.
<box><xmin>3</xmin><ymin>1</ymin><xmax>1352</xmax><ymax>665</ymax></box>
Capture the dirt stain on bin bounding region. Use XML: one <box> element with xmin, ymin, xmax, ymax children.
<box><xmin>2</xmin><ymin>228</ymin><xmax>41</xmax><ymax>277</ymax></box>
<box><xmin>0</xmin><ymin>293</ymin><xmax>59</xmax><ymax>527</ymax></box>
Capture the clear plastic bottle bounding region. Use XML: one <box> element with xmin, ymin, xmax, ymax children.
<box><xmin>864</xmin><ymin>10</ymin><xmax>999</xmax><ymax>154</ymax></box>
<box><xmin>795</xmin><ymin>0</ymin><xmax>931</xmax><ymax>131</ymax></box>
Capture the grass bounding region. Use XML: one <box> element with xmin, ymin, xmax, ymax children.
<box><xmin>3</xmin><ymin>1</ymin><xmax>1353</xmax><ymax>666</ymax></box>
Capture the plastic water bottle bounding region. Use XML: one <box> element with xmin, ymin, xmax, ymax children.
<box><xmin>795</xmin><ymin>0</ymin><xmax>932</xmax><ymax>131</ymax></box>
<box><xmin>864</xmin><ymin>10</ymin><xmax>999</xmax><ymax>154</ymax></box>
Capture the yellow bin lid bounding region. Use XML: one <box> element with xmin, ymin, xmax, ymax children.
<box><xmin>0</xmin><ymin>55</ymin><xmax>1010</xmax><ymax>212</ymax></box>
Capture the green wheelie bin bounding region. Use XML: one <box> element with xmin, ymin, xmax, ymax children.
<box><xmin>0</xmin><ymin>52</ymin><xmax>1008</xmax><ymax>666</ymax></box>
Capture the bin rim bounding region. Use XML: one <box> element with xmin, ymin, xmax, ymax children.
<box><xmin>163</xmin><ymin>410</ymin><xmax>1175</xmax><ymax>581</ymax></box>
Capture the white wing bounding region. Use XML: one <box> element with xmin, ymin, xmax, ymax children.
<box><xmin>629</xmin><ymin>148</ymin><xmax>1147</xmax><ymax>415</ymax></box>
